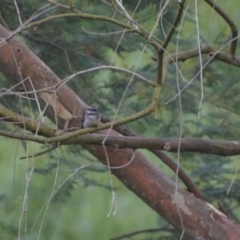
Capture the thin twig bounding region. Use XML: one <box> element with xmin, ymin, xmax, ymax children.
<box><xmin>162</xmin><ymin>0</ymin><xmax>185</xmax><ymax>50</ymax></box>
<box><xmin>115</xmin><ymin>0</ymin><xmax>139</xmax><ymax>29</ymax></box>
<box><xmin>13</xmin><ymin>0</ymin><xmax>22</xmax><ymax>25</ymax></box>
<box><xmin>20</xmin><ymin>144</ymin><xmax>58</xmax><ymax>160</ymax></box>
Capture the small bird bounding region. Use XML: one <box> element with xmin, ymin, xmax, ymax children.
<box><xmin>83</xmin><ymin>106</ymin><xmax>100</xmax><ymax>128</ymax></box>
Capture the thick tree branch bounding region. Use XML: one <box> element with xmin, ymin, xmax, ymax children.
<box><xmin>73</xmin><ymin>135</ymin><xmax>240</xmax><ymax>157</ymax></box>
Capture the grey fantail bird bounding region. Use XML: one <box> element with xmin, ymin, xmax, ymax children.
<box><xmin>83</xmin><ymin>106</ymin><xmax>100</xmax><ymax>128</ymax></box>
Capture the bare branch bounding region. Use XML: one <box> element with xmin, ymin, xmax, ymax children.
<box><xmin>162</xmin><ymin>0</ymin><xmax>185</xmax><ymax>50</ymax></box>
<box><xmin>71</xmin><ymin>135</ymin><xmax>240</xmax><ymax>157</ymax></box>
<box><xmin>115</xmin><ymin>0</ymin><xmax>139</xmax><ymax>29</ymax></box>
<box><xmin>204</xmin><ymin>0</ymin><xmax>238</xmax><ymax>57</ymax></box>
<box><xmin>60</xmin><ymin>65</ymin><xmax>156</xmax><ymax>87</ymax></box>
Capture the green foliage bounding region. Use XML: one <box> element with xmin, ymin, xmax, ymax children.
<box><xmin>0</xmin><ymin>0</ymin><xmax>240</xmax><ymax>239</ymax></box>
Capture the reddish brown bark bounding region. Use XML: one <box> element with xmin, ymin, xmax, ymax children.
<box><xmin>0</xmin><ymin>24</ymin><xmax>240</xmax><ymax>239</ymax></box>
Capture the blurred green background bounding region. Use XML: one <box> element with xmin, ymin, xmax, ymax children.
<box><xmin>0</xmin><ymin>0</ymin><xmax>240</xmax><ymax>239</ymax></box>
